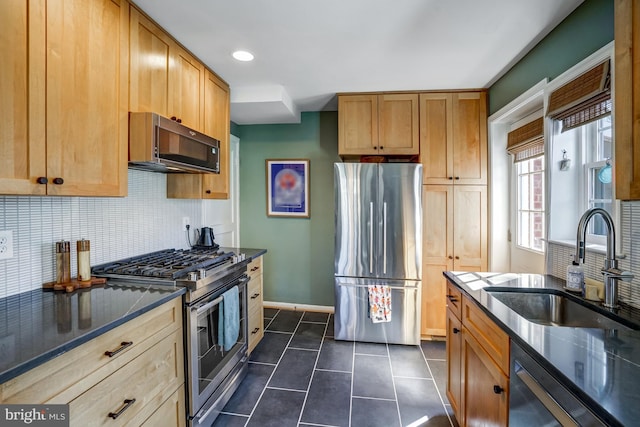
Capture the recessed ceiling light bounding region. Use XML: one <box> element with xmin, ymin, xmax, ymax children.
<box><xmin>232</xmin><ymin>50</ymin><xmax>254</xmax><ymax>62</ymax></box>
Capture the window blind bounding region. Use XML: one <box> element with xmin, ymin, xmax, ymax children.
<box><xmin>507</xmin><ymin>117</ymin><xmax>544</xmax><ymax>162</ymax></box>
<box><xmin>547</xmin><ymin>60</ymin><xmax>611</xmax><ymax>131</ymax></box>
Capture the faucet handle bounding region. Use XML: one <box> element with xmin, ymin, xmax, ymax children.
<box><xmin>603</xmin><ymin>267</ymin><xmax>634</xmax><ymax>282</ymax></box>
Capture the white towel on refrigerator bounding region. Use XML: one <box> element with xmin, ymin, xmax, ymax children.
<box><xmin>367</xmin><ymin>284</ymin><xmax>392</xmax><ymax>323</ymax></box>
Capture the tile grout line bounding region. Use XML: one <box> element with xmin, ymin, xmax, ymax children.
<box><xmin>418</xmin><ymin>343</ymin><xmax>455</xmax><ymax>427</ymax></box>
<box><xmin>349</xmin><ymin>332</ymin><xmax>356</xmax><ymax>427</ymax></box>
<box><xmin>242</xmin><ymin>309</ymin><xmax>303</xmax><ymax>427</ymax></box>
<box><xmin>386</xmin><ymin>342</ymin><xmax>403</xmax><ymax>427</ymax></box>
<box><xmin>296</xmin><ymin>314</ymin><xmax>331</xmax><ymax>426</ymax></box>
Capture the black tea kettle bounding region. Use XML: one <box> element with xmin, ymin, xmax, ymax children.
<box><xmin>195</xmin><ymin>227</ymin><xmax>219</xmax><ymax>249</ymax></box>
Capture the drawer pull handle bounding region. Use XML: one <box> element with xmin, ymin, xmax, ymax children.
<box><xmin>251</xmin><ymin>293</ymin><xmax>260</xmax><ymax>299</ymax></box>
<box><xmin>104</xmin><ymin>341</ymin><xmax>133</xmax><ymax>357</ymax></box>
<box><xmin>108</xmin><ymin>398</ymin><xmax>136</xmax><ymax>419</ymax></box>
<box><xmin>452</xmin><ymin>327</ymin><xmax>460</xmax><ymax>334</ymax></box>
<box><xmin>251</xmin><ymin>266</ymin><xmax>259</xmax><ymax>272</ymax></box>
<box><xmin>251</xmin><ymin>327</ymin><xmax>260</xmax><ymax>334</ymax></box>
<box><xmin>446</xmin><ymin>295</ymin><xmax>458</xmax><ymax>302</ymax></box>
<box><xmin>493</xmin><ymin>385</ymin><xmax>504</xmax><ymax>394</ymax></box>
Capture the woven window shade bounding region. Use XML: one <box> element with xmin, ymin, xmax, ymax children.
<box><xmin>507</xmin><ymin>117</ymin><xmax>544</xmax><ymax>162</ymax></box>
<box><xmin>547</xmin><ymin>60</ymin><xmax>611</xmax><ymax>131</ymax></box>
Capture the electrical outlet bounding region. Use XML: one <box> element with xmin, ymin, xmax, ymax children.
<box><xmin>0</xmin><ymin>230</ymin><xmax>14</xmax><ymax>260</ymax></box>
<box><xmin>182</xmin><ymin>217</ymin><xmax>190</xmax><ymax>231</ymax></box>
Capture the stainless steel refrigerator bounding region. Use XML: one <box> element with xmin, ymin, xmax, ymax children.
<box><xmin>334</xmin><ymin>162</ymin><xmax>422</xmax><ymax>345</ymax></box>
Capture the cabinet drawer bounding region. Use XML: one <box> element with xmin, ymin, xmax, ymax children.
<box><xmin>462</xmin><ymin>297</ymin><xmax>510</xmax><ymax>375</ymax></box>
<box><xmin>247</xmin><ymin>257</ymin><xmax>263</xmax><ymax>279</ymax></box>
<box><xmin>446</xmin><ymin>281</ymin><xmax>462</xmax><ymax>320</ymax></box>
<box><xmin>248</xmin><ymin>303</ymin><xmax>264</xmax><ymax>353</ymax></box>
<box><xmin>69</xmin><ymin>328</ymin><xmax>184</xmax><ymax>427</ymax></box>
<box><xmin>1</xmin><ymin>298</ymin><xmax>182</xmax><ymax>404</ymax></box>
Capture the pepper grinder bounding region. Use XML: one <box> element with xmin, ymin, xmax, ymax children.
<box><xmin>77</xmin><ymin>239</ymin><xmax>91</xmax><ymax>282</ymax></box>
<box><xmin>56</xmin><ymin>241</ymin><xmax>71</xmax><ymax>284</ymax></box>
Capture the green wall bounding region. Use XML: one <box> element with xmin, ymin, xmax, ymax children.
<box><xmin>488</xmin><ymin>0</ymin><xmax>613</xmax><ymax>115</ymax></box>
<box><xmin>238</xmin><ymin>112</ymin><xmax>340</xmax><ymax>306</ymax></box>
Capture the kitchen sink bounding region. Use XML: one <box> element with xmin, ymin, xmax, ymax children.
<box><xmin>486</xmin><ymin>289</ymin><xmax>640</xmax><ymax>330</ymax></box>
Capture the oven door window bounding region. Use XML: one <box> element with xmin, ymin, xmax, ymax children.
<box><xmin>195</xmin><ymin>286</ymin><xmax>246</xmax><ymax>394</ymax></box>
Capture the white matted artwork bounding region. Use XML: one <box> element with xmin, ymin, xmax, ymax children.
<box><xmin>265</xmin><ymin>159</ymin><xmax>310</xmax><ymax>218</ymax></box>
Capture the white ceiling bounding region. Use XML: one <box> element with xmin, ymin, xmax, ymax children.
<box><xmin>133</xmin><ymin>0</ymin><xmax>584</xmax><ymax>125</ymax></box>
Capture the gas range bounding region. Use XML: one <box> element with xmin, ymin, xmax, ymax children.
<box><xmin>92</xmin><ymin>247</ymin><xmax>249</xmax><ymax>302</ymax></box>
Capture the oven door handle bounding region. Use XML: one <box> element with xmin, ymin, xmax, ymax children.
<box><xmin>194</xmin><ymin>277</ymin><xmax>249</xmax><ymax>315</ymax></box>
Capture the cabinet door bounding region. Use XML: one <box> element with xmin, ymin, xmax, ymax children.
<box><xmin>421</xmin><ymin>185</ymin><xmax>453</xmax><ymax>337</ymax></box>
<box><xmin>453</xmin><ymin>186</ymin><xmax>487</xmax><ymax>271</ymax></box>
<box><xmin>462</xmin><ymin>330</ymin><xmax>509</xmax><ymax>427</ymax></box>
<box><xmin>202</xmin><ymin>70</ymin><xmax>230</xmax><ymax>199</ymax></box>
<box><xmin>379</xmin><ymin>94</ymin><xmax>419</xmax><ymax>155</ymax></box>
<box><xmin>169</xmin><ymin>44</ymin><xmax>204</xmax><ymax>131</ymax></box>
<box><xmin>614</xmin><ymin>0</ymin><xmax>640</xmax><ymax>200</ymax></box>
<box><xmin>446</xmin><ymin>308</ymin><xmax>462</xmax><ymax>423</ymax></box>
<box><xmin>0</xmin><ymin>0</ymin><xmax>46</xmax><ymax>195</ymax></box>
<box><xmin>452</xmin><ymin>92</ymin><xmax>487</xmax><ymax>185</ymax></box>
<box><xmin>338</xmin><ymin>94</ymin><xmax>378</xmax><ymax>155</ymax></box>
<box><xmin>46</xmin><ymin>0</ymin><xmax>128</xmax><ymax>196</ymax></box>
<box><xmin>420</xmin><ymin>93</ymin><xmax>453</xmax><ymax>184</ymax></box>
<box><xmin>129</xmin><ymin>7</ymin><xmax>171</xmax><ymax>116</ymax></box>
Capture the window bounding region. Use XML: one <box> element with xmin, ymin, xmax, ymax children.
<box><xmin>584</xmin><ymin>116</ymin><xmax>613</xmax><ymax>242</ymax></box>
<box><xmin>516</xmin><ymin>156</ymin><xmax>545</xmax><ymax>252</ymax></box>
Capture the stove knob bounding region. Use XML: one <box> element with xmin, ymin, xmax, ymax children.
<box><xmin>241</xmin><ymin>253</ymin><xmax>246</xmax><ymax>261</ymax></box>
<box><xmin>188</xmin><ymin>272</ymin><xmax>198</xmax><ymax>281</ymax></box>
<box><xmin>199</xmin><ymin>268</ymin><xmax>207</xmax><ymax>279</ymax></box>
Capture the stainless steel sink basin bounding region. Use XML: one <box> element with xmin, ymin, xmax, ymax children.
<box><xmin>486</xmin><ymin>289</ymin><xmax>639</xmax><ymax>330</ymax></box>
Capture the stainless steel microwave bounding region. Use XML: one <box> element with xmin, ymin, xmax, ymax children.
<box><xmin>128</xmin><ymin>112</ymin><xmax>220</xmax><ymax>173</ymax></box>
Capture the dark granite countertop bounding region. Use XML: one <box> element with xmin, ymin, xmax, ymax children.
<box><xmin>444</xmin><ymin>271</ymin><xmax>640</xmax><ymax>427</ymax></box>
<box><xmin>0</xmin><ymin>283</ymin><xmax>185</xmax><ymax>384</ymax></box>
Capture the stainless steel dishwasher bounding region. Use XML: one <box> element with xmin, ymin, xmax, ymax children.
<box><xmin>510</xmin><ymin>341</ymin><xmax>606</xmax><ymax>426</ymax></box>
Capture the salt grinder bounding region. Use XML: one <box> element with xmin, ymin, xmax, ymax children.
<box><xmin>55</xmin><ymin>241</ymin><xmax>71</xmax><ymax>284</ymax></box>
<box><xmin>77</xmin><ymin>239</ymin><xmax>91</xmax><ymax>282</ymax></box>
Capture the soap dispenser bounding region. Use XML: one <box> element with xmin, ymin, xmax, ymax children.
<box><xmin>565</xmin><ymin>261</ymin><xmax>584</xmax><ymax>293</ymax></box>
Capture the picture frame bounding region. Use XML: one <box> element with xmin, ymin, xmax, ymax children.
<box><xmin>266</xmin><ymin>159</ymin><xmax>310</xmax><ymax>218</ymax></box>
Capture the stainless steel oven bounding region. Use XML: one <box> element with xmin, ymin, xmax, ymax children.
<box><xmin>510</xmin><ymin>341</ymin><xmax>606</xmax><ymax>426</ymax></box>
<box><xmin>186</xmin><ymin>271</ymin><xmax>248</xmax><ymax>426</ymax></box>
<box><xmin>92</xmin><ymin>248</ymin><xmax>250</xmax><ymax>427</ymax></box>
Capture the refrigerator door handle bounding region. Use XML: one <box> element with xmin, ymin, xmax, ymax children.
<box><xmin>336</xmin><ymin>282</ymin><xmax>419</xmax><ymax>290</ymax></box>
<box><xmin>369</xmin><ymin>202</ymin><xmax>374</xmax><ymax>274</ymax></box>
<box><xmin>383</xmin><ymin>202</ymin><xmax>387</xmax><ymax>274</ymax></box>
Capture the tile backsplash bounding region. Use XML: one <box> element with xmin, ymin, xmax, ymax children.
<box><xmin>547</xmin><ymin>200</ymin><xmax>640</xmax><ymax>308</ymax></box>
<box><xmin>0</xmin><ymin>170</ymin><xmax>202</xmax><ymax>298</ymax></box>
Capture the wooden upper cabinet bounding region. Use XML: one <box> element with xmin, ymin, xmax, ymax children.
<box><xmin>169</xmin><ymin>44</ymin><xmax>205</xmax><ymax>131</ymax></box>
<box><xmin>0</xmin><ymin>0</ymin><xmax>46</xmax><ymax>195</ymax></box>
<box><xmin>129</xmin><ymin>7</ymin><xmax>171</xmax><ymax>116</ymax></box>
<box><xmin>338</xmin><ymin>93</ymin><xmax>419</xmax><ymax>156</ymax></box>
<box><xmin>203</xmin><ymin>70</ymin><xmax>230</xmax><ymax>199</ymax></box>
<box><xmin>420</xmin><ymin>91</ymin><xmax>487</xmax><ymax>185</ymax></box>
<box><xmin>615</xmin><ymin>0</ymin><xmax>640</xmax><ymax>200</ymax></box>
<box><xmin>45</xmin><ymin>0</ymin><xmax>129</xmax><ymax>197</ymax></box>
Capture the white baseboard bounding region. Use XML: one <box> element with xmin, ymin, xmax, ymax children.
<box><xmin>263</xmin><ymin>301</ymin><xmax>334</xmax><ymax>314</ymax></box>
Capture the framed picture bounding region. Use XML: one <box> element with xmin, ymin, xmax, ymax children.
<box><xmin>266</xmin><ymin>159</ymin><xmax>310</xmax><ymax>218</ymax></box>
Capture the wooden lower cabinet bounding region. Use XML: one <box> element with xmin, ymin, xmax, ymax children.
<box><xmin>0</xmin><ymin>298</ymin><xmax>185</xmax><ymax>426</ymax></box>
<box><xmin>142</xmin><ymin>385</ymin><xmax>186</xmax><ymax>427</ymax></box>
<box><xmin>247</xmin><ymin>256</ymin><xmax>264</xmax><ymax>353</ymax></box>
<box><xmin>446</xmin><ymin>284</ymin><xmax>509</xmax><ymax>426</ymax></box>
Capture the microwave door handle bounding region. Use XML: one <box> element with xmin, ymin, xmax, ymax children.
<box><xmin>195</xmin><ymin>295</ymin><xmax>224</xmax><ymax>316</ymax></box>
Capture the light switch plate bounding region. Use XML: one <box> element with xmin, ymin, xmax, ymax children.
<box><xmin>0</xmin><ymin>230</ymin><xmax>14</xmax><ymax>260</ymax></box>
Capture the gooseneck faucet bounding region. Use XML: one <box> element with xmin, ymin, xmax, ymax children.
<box><xmin>575</xmin><ymin>208</ymin><xmax>634</xmax><ymax>309</ymax></box>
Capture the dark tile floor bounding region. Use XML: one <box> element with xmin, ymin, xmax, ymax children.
<box><xmin>212</xmin><ymin>309</ymin><xmax>457</xmax><ymax>427</ymax></box>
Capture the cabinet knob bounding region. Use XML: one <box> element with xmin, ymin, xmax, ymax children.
<box><xmin>171</xmin><ymin>116</ymin><xmax>177</xmax><ymax>121</ymax></box>
<box><xmin>379</xmin><ymin>146</ymin><xmax>384</xmax><ymax>150</ymax></box>
<box><xmin>448</xmin><ymin>255</ymin><xmax>453</xmax><ymax>260</ymax></box>
<box><xmin>36</xmin><ymin>177</ymin><xmax>48</xmax><ymax>184</ymax></box>
<box><xmin>448</xmin><ymin>176</ymin><xmax>453</xmax><ymax>180</ymax></box>
<box><xmin>455</xmin><ymin>176</ymin><xmax>460</xmax><ymax>180</ymax></box>
<box><xmin>493</xmin><ymin>385</ymin><xmax>504</xmax><ymax>394</ymax></box>
<box><xmin>455</xmin><ymin>256</ymin><xmax>460</xmax><ymax>260</ymax></box>
<box><xmin>52</xmin><ymin>177</ymin><xmax>64</xmax><ymax>185</ymax></box>
<box><xmin>452</xmin><ymin>327</ymin><xmax>460</xmax><ymax>334</ymax></box>
<box><xmin>373</xmin><ymin>146</ymin><xmax>378</xmax><ymax>150</ymax></box>
<box><xmin>205</xmin><ymin>190</ymin><xmax>211</xmax><ymax>194</ymax></box>
<box><xmin>177</xmin><ymin>118</ymin><xmax>182</xmax><ymax>123</ymax></box>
